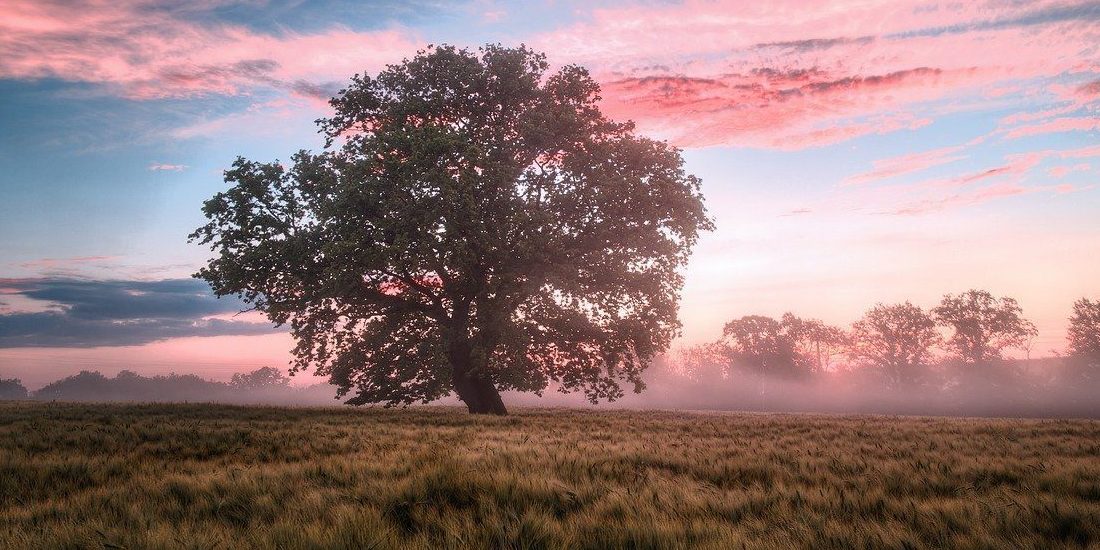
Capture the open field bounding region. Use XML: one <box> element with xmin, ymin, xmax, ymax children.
<box><xmin>1</xmin><ymin>402</ymin><xmax>1098</xmax><ymax>549</ymax></box>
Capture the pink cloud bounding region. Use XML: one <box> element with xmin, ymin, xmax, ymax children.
<box><xmin>895</xmin><ymin>144</ymin><xmax>1100</xmax><ymax>188</ymax></box>
<box><xmin>533</xmin><ymin>0</ymin><xmax>1100</xmax><ymax>149</ymax></box>
<box><xmin>999</xmin><ymin>76</ymin><xmax>1100</xmax><ymax>128</ymax></box>
<box><xmin>768</xmin><ymin>114</ymin><xmax>933</xmax><ymax>151</ymax></box>
<box><xmin>1002</xmin><ymin>117</ymin><xmax>1100</xmax><ymax>140</ymax></box>
<box><xmin>871</xmin><ymin>151</ymin><xmax>1045</xmax><ymax>191</ymax></box>
<box><xmin>999</xmin><ymin>103</ymin><xmax>1083</xmax><ymax>126</ymax></box>
<box><xmin>0</xmin><ymin>0</ymin><xmax>420</xmax><ymax>99</ymax></box>
<box><xmin>1057</xmin><ymin>144</ymin><xmax>1100</xmax><ymax>159</ymax></box>
<box><xmin>1077</xmin><ymin>79</ymin><xmax>1100</xmax><ymax>97</ymax></box>
<box><xmin>992</xmin><ymin>144</ymin><xmax>1100</xmax><ymax>167</ymax></box>
<box><xmin>815</xmin><ymin>144</ymin><xmax>1099</xmax><ymax>216</ymax></box>
<box><xmin>595</xmin><ymin>65</ymin><xmax>967</xmax><ymax>148</ymax></box>
<box><xmin>885</xmin><ymin>181</ymin><xmax>1076</xmax><ymax>216</ymax></box>
<box><xmin>18</xmin><ymin>256</ymin><xmax>119</xmax><ymax>270</ymax></box>
<box><xmin>3</xmin><ymin>0</ymin><xmax>1098</xmax><ymax>152</ymax></box>
<box><xmin>842</xmin><ymin>144</ymin><xmax>968</xmax><ymax>186</ymax></box>
<box><xmin>1048</xmin><ymin>163</ymin><xmax>1091</xmax><ymax>178</ymax></box>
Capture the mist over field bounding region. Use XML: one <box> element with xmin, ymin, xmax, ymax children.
<box><xmin>6</xmin><ymin>352</ymin><xmax>1097</xmax><ymax>419</ymax></box>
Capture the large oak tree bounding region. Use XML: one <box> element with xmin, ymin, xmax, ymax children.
<box><xmin>190</xmin><ymin>45</ymin><xmax>712</xmax><ymax>414</ymax></box>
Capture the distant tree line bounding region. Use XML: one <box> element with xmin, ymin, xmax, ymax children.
<box><xmin>673</xmin><ymin>290</ymin><xmax>1099</xmax><ymax>416</ymax></box>
<box><xmin>0</xmin><ymin>378</ymin><xmax>28</xmax><ymax>400</ymax></box>
<box><xmin>0</xmin><ymin>367</ymin><xmax>337</xmax><ymax>405</ymax></box>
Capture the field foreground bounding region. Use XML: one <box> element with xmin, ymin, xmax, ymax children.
<box><xmin>1</xmin><ymin>403</ymin><xmax>1098</xmax><ymax>549</ymax></box>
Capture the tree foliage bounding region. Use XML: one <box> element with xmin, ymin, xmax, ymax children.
<box><xmin>932</xmin><ymin>290</ymin><xmax>1036</xmax><ymax>364</ymax></box>
<box><xmin>33</xmin><ymin>370</ymin><xmax>225</xmax><ymax>402</ymax></box>
<box><xmin>848</xmin><ymin>302</ymin><xmax>940</xmax><ymax>387</ymax></box>
<box><xmin>718</xmin><ymin>316</ymin><xmax>793</xmax><ymax>376</ymax></box>
<box><xmin>781</xmin><ymin>313</ymin><xmax>848</xmax><ymax>374</ymax></box>
<box><xmin>190</xmin><ymin>44</ymin><xmax>712</xmax><ymax>414</ymax></box>
<box><xmin>1066</xmin><ymin>298</ymin><xmax>1100</xmax><ymax>381</ymax></box>
<box><xmin>1067</xmin><ymin>299</ymin><xmax>1100</xmax><ymax>359</ymax></box>
<box><xmin>715</xmin><ymin>314</ymin><xmax>843</xmax><ymax>378</ymax></box>
<box><xmin>0</xmin><ymin>378</ymin><xmax>28</xmax><ymax>400</ymax></box>
<box><xmin>229</xmin><ymin>366</ymin><xmax>291</xmax><ymax>391</ymax></box>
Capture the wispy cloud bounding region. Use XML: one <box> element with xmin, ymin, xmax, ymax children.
<box><xmin>782</xmin><ymin>208</ymin><xmax>812</xmax><ymax>217</ymax></box>
<box><xmin>18</xmin><ymin>256</ymin><xmax>119</xmax><ymax>270</ymax></box>
<box><xmin>533</xmin><ymin>0</ymin><xmax>1100</xmax><ymax>149</ymax></box>
<box><xmin>3</xmin><ymin>1</ymin><xmax>1097</xmax><ymax>152</ymax></box>
<box><xmin>842</xmin><ymin>144</ymin><xmax>969</xmax><ymax>186</ymax></box>
<box><xmin>1048</xmin><ymin>163</ymin><xmax>1091</xmax><ymax>178</ymax></box>
<box><xmin>482</xmin><ymin>10</ymin><xmax>506</xmax><ymax>23</ymax></box>
<box><xmin>803</xmin><ymin>143</ymin><xmax>1100</xmax><ymax>217</ymax></box>
<box><xmin>1002</xmin><ymin>117</ymin><xmax>1100</xmax><ymax>140</ymax></box>
<box><xmin>1077</xmin><ymin>78</ymin><xmax>1100</xmax><ymax>97</ymax></box>
<box><xmin>884</xmin><ymin>182</ymin><xmax>1078</xmax><ymax>216</ymax></box>
<box><xmin>840</xmin><ymin>136</ymin><xmax>1100</xmax><ymax>190</ymax></box>
<box><xmin>148</xmin><ymin>163</ymin><xmax>187</xmax><ymax>171</ymax></box>
<box><xmin>0</xmin><ymin>0</ymin><xmax>419</xmax><ymax>100</ymax></box>
<box><xmin>0</xmin><ymin>277</ymin><xmax>280</xmax><ymax>347</ymax></box>
<box><xmin>868</xmin><ymin>147</ymin><xmax>1096</xmax><ymax>215</ymax></box>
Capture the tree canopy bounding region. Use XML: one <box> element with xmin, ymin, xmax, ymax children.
<box><xmin>1067</xmin><ymin>298</ymin><xmax>1100</xmax><ymax>380</ymax></box>
<box><xmin>848</xmin><ymin>302</ymin><xmax>940</xmax><ymax>387</ymax></box>
<box><xmin>932</xmin><ymin>290</ymin><xmax>1036</xmax><ymax>364</ymax></box>
<box><xmin>714</xmin><ymin>314</ymin><xmax>843</xmax><ymax>379</ymax></box>
<box><xmin>1068</xmin><ymin>299</ymin><xmax>1100</xmax><ymax>358</ymax></box>
<box><xmin>190</xmin><ymin>44</ymin><xmax>712</xmax><ymax>414</ymax></box>
<box><xmin>229</xmin><ymin>366</ymin><xmax>291</xmax><ymax>392</ymax></box>
<box><xmin>0</xmin><ymin>378</ymin><xmax>27</xmax><ymax>400</ymax></box>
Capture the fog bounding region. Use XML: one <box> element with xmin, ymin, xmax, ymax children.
<box><xmin>492</xmin><ymin>354</ymin><xmax>1097</xmax><ymax>419</ymax></box>
<box><xmin>4</xmin><ymin>354</ymin><xmax>1096</xmax><ymax>419</ymax></box>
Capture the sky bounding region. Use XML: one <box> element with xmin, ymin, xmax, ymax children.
<box><xmin>1</xmin><ymin>0</ymin><xmax>1098</xmax><ymax>388</ymax></box>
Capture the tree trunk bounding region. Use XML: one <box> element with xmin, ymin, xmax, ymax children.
<box><xmin>472</xmin><ymin>376</ymin><xmax>507</xmax><ymax>415</ymax></box>
<box><xmin>447</xmin><ymin>340</ymin><xmax>508</xmax><ymax>415</ymax></box>
<box><xmin>452</xmin><ymin>371</ymin><xmax>508</xmax><ymax>415</ymax></box>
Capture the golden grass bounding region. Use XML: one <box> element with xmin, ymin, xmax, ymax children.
<box><xmin>1</xmin><ymin>402</ymin><xmax>1097</xmax><ymax>549</ymax></box>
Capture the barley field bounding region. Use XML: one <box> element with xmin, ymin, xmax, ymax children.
<box><xmin>0</xmin><ymin>402</ymin><xmax>1097</xmax><ymax>549</ymax></box>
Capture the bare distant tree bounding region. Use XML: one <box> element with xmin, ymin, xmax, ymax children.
<box><xmin>932</xmin><ymin>290</ymin><xmax>1036</xmax><ymax>364</ymax></box>
<box><xmin>848</xmin><ymin>302</ymin><xmax>940</xmax><ymax>387</ymax></box>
